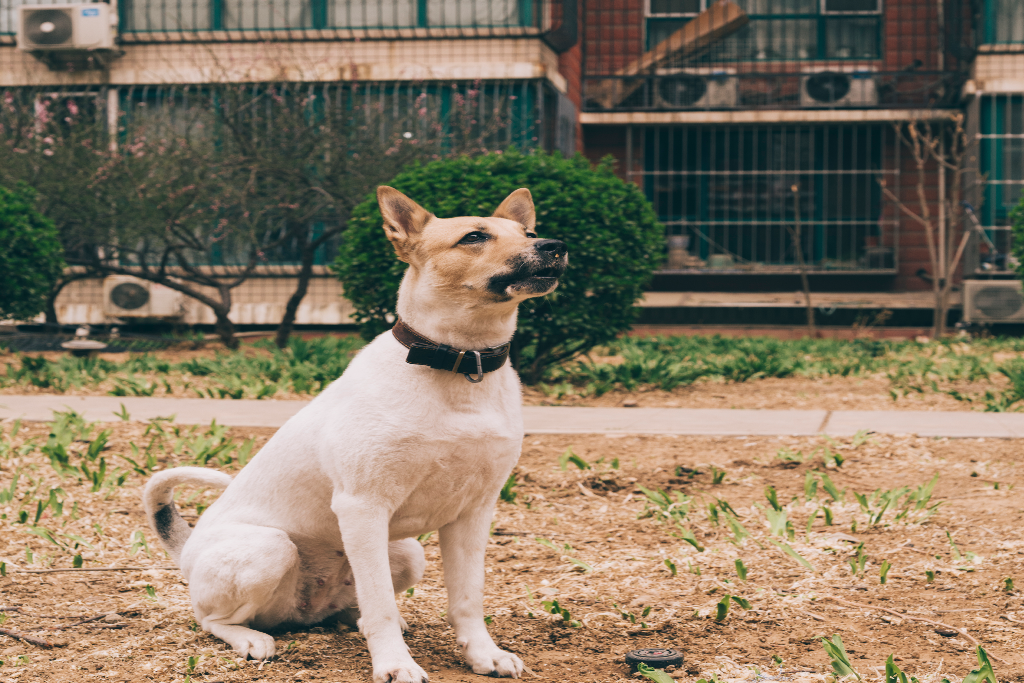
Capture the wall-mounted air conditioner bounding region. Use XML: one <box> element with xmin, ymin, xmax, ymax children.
<box><xmin>17</xmin><ymin>4</ymin><xmax>115</xmax><ymax>51</ymax></box>
<box><xmin>963</xmin><ymin>280</ymin><xmax>1024</xmax><ymax>324</ymax></box>
<box><xmin>655</xmin><ymin>69</ymin><xmax>738</xmax><ymax>109</ymax></box>
<box><xmin>103</xmin><ymin>276</ymin><xmax>184</xmax><ymax>319</ymax></box>
<box><xmin>800</xmin><ymin>69</ymin><xmax>878</xmax><ymax>107</ymax></box>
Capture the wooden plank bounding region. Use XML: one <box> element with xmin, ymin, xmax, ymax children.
<box><xmin>587</xmin><ymin>1</ymin><xmax>748</xmax><ymax>109</ymax></box>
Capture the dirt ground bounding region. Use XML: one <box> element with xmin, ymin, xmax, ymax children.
<box><xmin>2</xmin><ymin>419</ymin><xmax>1024</xmax><ymax>683</ymax></box>
<box><xmin>520</xmin><ymin>375</ymin><xmax>1002</xmax><ymax>412</ymax></box>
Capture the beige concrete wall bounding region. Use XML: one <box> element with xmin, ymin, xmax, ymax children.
<box><xmin>0</xmin><ymin>38</ymin><xmax>567</xmax><ymax>92</ymax></box>
<box><xmin>51</xmin><ymin>273</ymin><xmax>356</xmax><ymax>326</ymax></box>
<box><xmin>973</xmin><ymin>53</ymin><xmax>1024</xmax><ymax>93</ymax></box>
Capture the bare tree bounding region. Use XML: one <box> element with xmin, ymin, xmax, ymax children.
<box><xmin>878</xmin><ymin>112</ymin><xmax>977</xmax><ymax>338</ymax></box>
<box><xmin>209</xmin><ymin>81</ymin><xmax>515</xmax><ymax>348</ymax></box>
<box><xmin>1</xmin><ymin>80</ymin><xmax>515</xmax><ymax>346</ymax></box>
<box><xmin>787</xmin><ymin>183</ymin><xmax>816</xmax><ymax>337</ymax></box>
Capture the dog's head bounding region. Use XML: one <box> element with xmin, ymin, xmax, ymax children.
<box><xmin>377</xmin><ymin>186</ymin><xmax>567</xmax><ymax>304</ymax></box>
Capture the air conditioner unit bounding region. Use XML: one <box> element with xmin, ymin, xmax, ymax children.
<box><xmin>103</xmin><ymin>276</ymin><xmax>184</xmax><ymax>319</ymax></box>
<box><xmin>655</xmin><ymin>70</ymin><xmax>738</xmax><ymax>109</ymax></box>
<box><xmin>963</xmin><ymin>280</ymin><xmax>1024</xmax><ymax>324</ymax></box>
<box><xmin>800</xmin><ymin>70</ymin><xmax>878</xmax><ymax>107</ymax></box>
<box><xmin>17</xmin><ymin>4</ymin><xmax>115</xmax><ymax>51</ymax></box>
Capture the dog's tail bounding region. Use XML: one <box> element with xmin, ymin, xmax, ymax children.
<box><xmin>143</xmin><ymin>467</ymin><xmax>232</xmax><ymax>563</ymax></box>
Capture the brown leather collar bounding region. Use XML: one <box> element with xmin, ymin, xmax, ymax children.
<box><xmin>391</xmin><ymin>316</ymin><xmax>511</xmax><ymax>382</ymax></box>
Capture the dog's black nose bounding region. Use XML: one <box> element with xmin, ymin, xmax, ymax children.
<box><xmin>534</xmin><ymin>239</ymin><xmax>567</xmax><ymax>258</ymax></box>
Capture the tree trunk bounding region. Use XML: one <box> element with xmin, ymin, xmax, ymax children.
<box><xmin>789</xmin><ymin>185</ymin><xmax>816</xmax><ymax>337</ymax></box>
<box><xmin>275</xmin><ymin>248</ymin><xmax>315</xmax><ymax>349</ymax></box>
<box><xmin>934</xmin><ymin>287</ymin><xmax>947</xmax><ymax>338</ymax></box>
<box><xmin>44</xmin><ymin>287</ymin><xmax>61</xmax><ymax>326</ymax></box>
<box><xmin>213</xmin><ymin>283</ymin><xmax>238</xmax><ymax>349</ymax></box>
<box><xmin>44</xmin><ymin>274</ymin><xmax>92</xmax><ymax>327</ymax></box>
<box><xmin>214</xmin><ymin>309</ymin><xmax>238</xmax><ymax>349</ymax></box>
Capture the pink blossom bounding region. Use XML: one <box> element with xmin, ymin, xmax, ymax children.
<box><xmin>43</xmin><ymin>149</ymin><xmax>54</xmax><ymax>156</ymax></box>
<box><xmin>34</xmin><ymin>100</ymin><xmax>51</xmax><ymax>124</ymax></box>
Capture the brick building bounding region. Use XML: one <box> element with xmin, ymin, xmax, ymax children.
<box><xmin>0</xmin><ymin>0</ymin><xmax>1021</xmax><ymax>328</ymax></box>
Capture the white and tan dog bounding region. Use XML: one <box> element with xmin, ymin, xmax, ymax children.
<box><xmin>142</xmin><ymin>186</ymin><xmax>567</xmax><ymax>683</ymax></box>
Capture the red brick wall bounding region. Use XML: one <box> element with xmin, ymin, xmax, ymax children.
<box><xmin>883</xmin><ymin>134</ymin><xmax>946</xmax><ymax>292</ymax></box>
<box><xmin>557</xmin><ymin>0</ymin><xmax>584</xmax><ymax>153</ymax></box>
<box><xmin>582</xmin><ymin>0</ymin><xmax>644</xmax><ymax>75</ymax></box>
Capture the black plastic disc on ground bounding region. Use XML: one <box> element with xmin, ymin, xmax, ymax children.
<box><xmin>625</xmin><ymin>648</ymin><xmax>684</xmax><ymax>673</ymax></box>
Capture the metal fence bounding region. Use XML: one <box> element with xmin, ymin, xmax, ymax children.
<box><xmin>970</xmin><ymin>94</ymin><xmax>1024</xmax><ymax>275</ymax></box>
<box><xmin>583</xmin><ymin>0</ymin><xmax>967</xmax><ymax>111</ymax></box>
<box><xmin>0</xmin><ymin>0</ymin><xmax>556</xmax><ymax>39</ymax></box>
<box><xmin>0</xmin><ymin>79</ymin><xmax>561</xmax><ymax>268</ymax></box>
<box><xmin>627</xmin><ymin>124</ymin><xmax>899</xmax><ymax>272</ymax></box>
<box><xmin>981</xmin><ymin>0</ymin><xmax>1024</xmax><ymax>45</ymax></box>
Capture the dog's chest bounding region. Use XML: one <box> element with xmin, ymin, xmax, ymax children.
<box><xmin>384</xmin><ymin>405</ymin><xmax>521</xmax><ymax>537</ymax></box>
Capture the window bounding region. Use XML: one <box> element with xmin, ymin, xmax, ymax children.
<box><xmin>983</xmin><ymin>0</ymin><xmax>1024</xmax><ymax>44</ymax></box>
<box><xmin>645</xmin><ymin>0</ymin><xmax>882</xmax><ymax>60</ymax></box>
<box><xmin>633</xmin><ymin>125</ymin><xmax>893</xmax><ymax>271</ymax></box>
<box><xmin>117</xmin><ymin>0</ymin><xmax>528</xmax><ymax>33</ymax></box>
<box><xmin>976</xmin><ymin>95</ymin><xmax>1024</xmax><ymax>273</ymax></box>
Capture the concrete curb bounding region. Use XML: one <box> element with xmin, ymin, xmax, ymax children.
<box><xmin>1</xmin><ymin>395</ymin><xmax>1022</xmax><ymax>438</ymax></box>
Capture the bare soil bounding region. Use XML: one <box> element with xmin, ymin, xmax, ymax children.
<box><xmin>3</xmin><ymin>421</ymin><xmax>1024</xmax><ymax>683</ymax></box>
<box><xmin>520</xmin><ymin>376</ymin><xmax>1002</xmax><ymax>412</ymax></box>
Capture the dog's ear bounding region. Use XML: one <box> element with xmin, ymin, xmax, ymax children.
<box><xmin>377</xmin><ymin>186</ymin><xmax>433</xmax><ymax>259</ymax></box>
<box><xmin>492</xmin><ymin>188</ymin><xmax>536</xmax><ymax>232</ymax></box>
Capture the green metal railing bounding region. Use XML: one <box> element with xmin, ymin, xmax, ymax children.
<box><xmin>0</xmin><ymin>0</ymin><xmax>546</xmax><ymax>38</ymax></box>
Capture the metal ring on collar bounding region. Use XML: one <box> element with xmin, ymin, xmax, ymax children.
<box><xmin>463</xmin><ymin>351</ymin><xmax>484</xmax><ymax>383</ymax></box>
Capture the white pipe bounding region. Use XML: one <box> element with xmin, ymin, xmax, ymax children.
<box><xmin>107</xmin><ymin>87</ymin><xmax>118</xmax><ymax>152</ymax></box>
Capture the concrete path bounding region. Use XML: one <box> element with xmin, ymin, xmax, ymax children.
<box><xmin>2</xmin><ymin>394</ymin><xmax>1024</xmax><ymax>438</ymax></box>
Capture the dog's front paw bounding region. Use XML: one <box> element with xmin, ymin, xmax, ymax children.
<box><xmin>465</xmin><ymin>645</ymin><xmax>524</xmax><ymax>678</ymax></box>
<box><xmin>234</xmin><ymin>631</ymin><xmax>276</xmax><ymax>661</ymax></box>
<box><xmin>373</xmin><ymin>658</ymin><xmax>429</xmax><ymax>683</ymax></box>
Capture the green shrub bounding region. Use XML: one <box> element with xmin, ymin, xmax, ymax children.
<box><xmin>0</xmin><ymin>184</ymin><xmax>64</xmax><ymax>321</ymax></box>
<box><xmin>332</xmin><ymin>149</ymin><xmax>664</xmax><ymax>383</ymax></box>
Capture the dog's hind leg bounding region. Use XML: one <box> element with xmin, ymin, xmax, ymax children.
<box><xmin>184</xmin><ymin>525</ymin><xmax>301</xmax><ymax>661</ymax></box>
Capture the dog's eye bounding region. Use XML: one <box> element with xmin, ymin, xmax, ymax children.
<box><xmin>526</xmin><ymin>233</ymin><xmax>538</xmax><ymax>238</ymax></box>
<box><xmin>458</xmin><ymin>231</ymin><xmax>488</xmax><ymax>245</ymax></box>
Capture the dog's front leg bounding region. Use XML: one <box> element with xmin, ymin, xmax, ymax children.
<box><xmin>439</xmin><ymin>510</ymin><xmax>524</xmax><ymax>678</ymax></box>
<box><xmin>333</xmin><ymin>495</ymin><xmax>427</xmax><ymax>683</ymax></box>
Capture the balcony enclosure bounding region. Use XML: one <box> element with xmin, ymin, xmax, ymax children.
<box><xmin>584</xmin><ymin>0</ymin><xmax>960</xmax><ymax>111</ymax></box>
<box><xmin>0</xmin><ymin>79</ymin><xmax>554</xmax><ymax>270</ymax></box>
<box><xmin>970</xmin><ymin>95</ymin><xmax>1024</xmax><ymax>276</ymax></box>
<box><xmin>982</xmin><ymin>0</ymin><xmax>1024</xmax><ymax>46</ymax></box>
<box><xmin>629</xmin><ymin>124</ymin><xmax>898</xmax><ymax>273</ymax></box>
<box><xmin>0</xmin><ymin>0</ymin><xmax>552</xmax><ymax>39</ymax></box>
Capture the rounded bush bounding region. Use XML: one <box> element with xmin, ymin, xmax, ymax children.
<box><xmin>333</xmin><ymin>149</ymin><xmax>664</xmax><ymax>383</ymax></box>
<box><xmin>0</xmin><ymin>184</ymin><xmax>64</xmax><ymax>321</ymax></box>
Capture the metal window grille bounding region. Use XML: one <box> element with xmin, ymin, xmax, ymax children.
<box><xmin>972</xmin><ymin>94</ymin><xmax>1024</xmax><ymax>274</ymax></box>
<box><xmin>628</xmin><ymin>123</ymin><xmax>899</xmax><ymax>272</ymax></box>
<box><xmin>0</xmin><ymin>0</ymin><xmax>554</xmax><ymax>38</ymax></box>
<box><xmin>584</xmin><ymin>0</ymin><xmax>962</xmax><ymax>111</ymax></box>
<box><xmin>0</xmin><ymin>80</ymin><xmax>553</xmax><ymax>268</ymax></box>
<box><xmin>982</xmin><ymin>0</ymin><xmax>1024</xmax><ymax>45</ymax></box>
